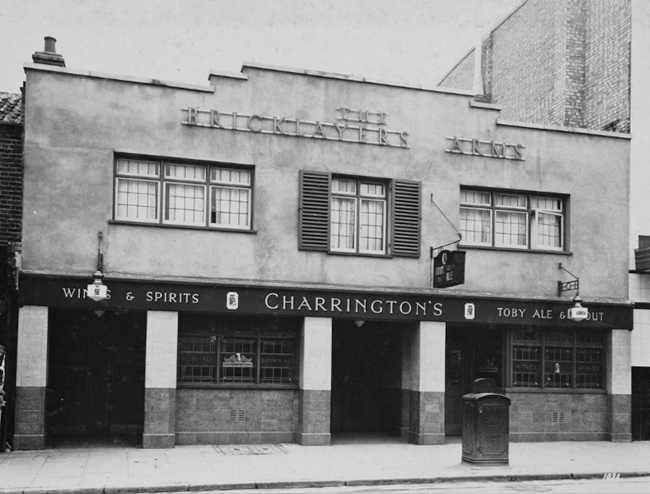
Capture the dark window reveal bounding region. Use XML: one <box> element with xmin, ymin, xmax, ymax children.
<box><xmin>177</xmin><ymin>315</ymin><xmax>299</xmax><ymax>386</ymax></box>
<box><xmin>511</xmin><ymin>328</ymin><xmax>605</xmax><ymax>390</ymax></box>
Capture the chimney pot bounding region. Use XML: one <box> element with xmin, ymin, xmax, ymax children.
<box><xmin>32</xmin><ymin>36</ymin><xmax>65</xmax><ymax>67</ymax></box>
<box><xmin>44</xmin><ymin>36</ymin><xmax>57</xmax><ymax>54</ymax></box>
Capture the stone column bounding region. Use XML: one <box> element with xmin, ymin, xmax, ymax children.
<box><xmin>405</xmin><ymin>321</ymin><xmax>446</xmax><ymax>445</ymax></box>
<box><xmin>14</xmin><ymin>306</ymin><xmax>49</xmax><ymax>450</ymax></box>
<box><xmin>607</xmin><ymin>329</ymin><xmax>632</xmax><ymax>442</ymax></box>
<box><xmin>143</xmin><ymin>311</ymin><xmax>178</xmax><ymax>448</ymax></box>
<box><xmin>297</xmin><ymin>317</ymin><xmax>332</xmax><ymax>445</ymax></box>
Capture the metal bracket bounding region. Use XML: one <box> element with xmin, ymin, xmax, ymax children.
<box><xmin>558</xmin><ymin>263</ymin><xmax>579</xmax><ymax>296</ymax></box>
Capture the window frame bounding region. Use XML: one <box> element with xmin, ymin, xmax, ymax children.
<box><xmin>330</xmin><ymin>177</ymin><xmax>388</xmax><ymax>255</ymax></box>
<box><xmin>177</xmin><ymin>315</ymin><xmax>299</xmax><ymax>388</ymax></box>
<box><xmin>460</xmin><ymin>187</ymin><xmax>566</xmax><ymax>252</ymax></box>
<box><xmin>114</xmin><ymin>156</ymin><xmax>254</xmax><ymax>231</ymax></box>
<box><xmin>299</xmin><ymin>170</ymin><xmax>421</xmax><ymax>258</ymax></box>
<box><xmin>508</xmin><ymin>327</ymin><xmax>606</xmax><ymax>391</ymax></box>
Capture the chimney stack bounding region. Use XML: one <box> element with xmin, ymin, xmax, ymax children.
<box><xmin>32</xmin><ymin>36</ymin><xmax>65</xmax><ymax>67</ymax></box>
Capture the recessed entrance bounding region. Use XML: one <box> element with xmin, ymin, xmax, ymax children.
<box><xmin>330</xmin><ymin>320</ymin><xmax>403</xmax><ymax>440</ymax></box>
<box><xmin>46</xmin><ymin>309</ymin><xmax>146</xmax><ymax>447</ymax></box>
<box><xmin>445</xmin><ymin>326</ymin><xmax>504</xmax><ymax>436</ymax></box>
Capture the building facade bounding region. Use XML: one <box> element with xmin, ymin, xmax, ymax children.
<box><xmin>13</xmin><ymin>48</ymin><xmax>632</xmax><ymax>450</ymax></box>
<box><xmin>439</xmin><ymin>0</ymin><xmax>649</xmax><ymax>441</ymax></box>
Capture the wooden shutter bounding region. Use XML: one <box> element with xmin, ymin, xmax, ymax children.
<box><xmin>299</xmin><ymin>170</ymin><xmax>330</xmax><ymax>251</ymax></box>
<box><xmin>392</xmin><ymin>180</ymin><xmax>421</xmax><ymax>257</ymax></box>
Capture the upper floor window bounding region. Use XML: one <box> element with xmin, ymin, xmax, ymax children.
<box><xmin>331</xmin><ymin>178</ymin><xmax>387</xmax><ymax>254</ymax></box>
<box><xmin>459</xmin><ymin>188</ymin><xmax>565</xmax><ymax>251</ymax></box>
<box><xmin>114</xmin><ymin>157</ymin><xmax>252</xmax><ymax>230</ymax></box>
<box><xmin>299</xmin><ymin>171</ymin><xmax>421</xmax><ymax>257</ymax></box>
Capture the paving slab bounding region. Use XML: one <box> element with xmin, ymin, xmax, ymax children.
<box><xmin>0</xmin><ymin>440</ymin><xmax>648</xmax><ymax>493</ymax></box>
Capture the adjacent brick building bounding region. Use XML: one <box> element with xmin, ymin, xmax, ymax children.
<box><xmin>0</xmin><ymin>92</ymin><xmax>23</xmax><ymax>247</ymax></box>
<box><xmin>439</xmin><ymin>0</ymin><xmax>631</xmax><ymax>132</ymax></box>
<box><xmin>0</xmin><ymin>91</ymin><xmax>23</xmax><ymax>450</ymax></box>
<box><xmin>440</xmin><ymin>0</ymin><xmax>650</xmax><ymax>441</ymax></box>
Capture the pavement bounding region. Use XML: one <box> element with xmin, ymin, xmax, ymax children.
<box><xmin>0</xmin><ymin>436</ymin><xmax>649</xmax><ymax>493</ymax></box>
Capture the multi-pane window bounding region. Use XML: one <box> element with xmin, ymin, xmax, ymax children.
<box><xmin>331</xmin><ymin>178</ymin><xmax>386</xmax><ymax>254</ymax></box>
<box><xmin>460</xmin><ymin>188</ymin><xmax>565</xmax><ymax>251</ymax></box>
<box><xmin>177</xmin><ymin>315</ymin><xmax>298</xmax><ymax>386</ymax></box>
<box><xmin>511</xmin><ymin>328</ymin><xmax>605</xmax><ymax>389</ymax></box>
<box><xmin>115</xmin><ymin>157</ymin><xmax>252</xmax><ymax>230</ymax></box>
<box><xmin>299</xmin><ymin>171</ymin><xmax>421</xmax><ymax>257</ymax></box>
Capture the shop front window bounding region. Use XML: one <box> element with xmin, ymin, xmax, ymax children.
<box><xmin>177</xmin><ymin>315</ymin><xmax>299</xmax><ymax>386</ymax></box>
<box><xmin>511</xmin><ymin>327</ymin><xmax>605</xmax><ymax>390</ymax></box>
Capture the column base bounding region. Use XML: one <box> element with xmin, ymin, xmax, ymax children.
<box><xmin>14</xmin><ymin>386</ymin><xmax>47</xmax><ymax>450</ymax></box>
<box><xmin>296</xmin><ymin>432</ymin><xmax>331</xmax><ymax>446</ymax></box>
<box><xmin>143</xmin><ymin>433</ymin><xmax>176</xmax><ymax>449</ymax></box>
<box><xmin>13</xmin><ymin>434</ymin><xmax>46</xmax><ymax>450</ymax></box>
<box><xmin>408</xmin><ymin>432</ymin><xmax>445</xmax><ymax>445</ymax></box>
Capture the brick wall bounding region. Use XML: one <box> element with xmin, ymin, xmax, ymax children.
<box><xmin>583</xmin><ymin>0</ymin><xmax>631</xmax><ymax>131</ymax></box>
<box><xmin>490</xmin><ymin>0</ymin><xmax>567</xmax><ymax>125</ymax></box>
<box><xmin>564</xmin><ymin>0</ymin><xmax>587</xmax><ymax>127</ymax></box>
<box><xmin>509</xmin><ymin>392</ymin><xmax>609</xmax><ymax>441</ymax></box>
<box><xmin>0</xmin><ymin>123</ymin><xmax>23</xmax><ymax>247</ymax></box>
<box><xmin>439</xmin><ymin>0</ymin><xmax>631</xmax><ymax>133</ymax></box>
<box><xmin>175</xmin><ymin>388</ymin><xmax>299</xmax><ymax>444</ymax></box>
<box><xmin>438</xmin><ymin>50</ymin><xmax>475</xmax><ymax>91</ymax></box>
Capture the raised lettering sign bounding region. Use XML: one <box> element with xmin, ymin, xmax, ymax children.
<box><xmin>183</xmin><ymin>107</ymin><xmax>409</xmax><ymax>148</ymax></box>
<box><xmin>445</xmin><ymin>136</ymin><xmax>525</xmax><ymax>160</ymax></box>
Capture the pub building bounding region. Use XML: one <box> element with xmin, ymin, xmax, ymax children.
<box><xmin>12</xmin><ymin>41</ymin><xmax>633</xmax><ymax>450</ymax></box>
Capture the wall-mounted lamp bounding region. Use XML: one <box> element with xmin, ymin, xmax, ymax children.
<box><xmin>558</xmin><ymin>263</ymin><xmax>588</xmax><ymax>322</ymax></box>
<box><xmin>567</xmin><ymin>296</ymin><xmax>588</xmax><ymax>322</ymax></box>
<box><xmin>354</xmin><ymin>320</ymin><xmax>365</xmax><ymax>328</ymax></box>
<box><xmin>87</xmin><ymin>231</ymin><xmax>108</xmax><ymax>302</ymax></box>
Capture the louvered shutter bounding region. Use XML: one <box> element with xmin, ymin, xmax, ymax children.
<box><xmin>299</xmin><ymin>170</ymin><xmax>331</xmax><ymax>251</ymax></box>
<box><xmin>392</xmin><ymin>180</ymin><xmax>421</xmax><ymax>257</ymax></box>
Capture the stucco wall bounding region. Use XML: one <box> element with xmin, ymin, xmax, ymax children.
<box><xmin>22</xmin><ymin>64</ymin><xmax>630</xmax><ymax>301</ymax></box>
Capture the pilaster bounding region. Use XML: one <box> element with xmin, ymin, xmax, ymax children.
<box><xmin>143</xmin><ymin>310</ymin><xmax>178</xmax><ymax>448</ymax></box>
<box><xmin>297</xmin><ymin>317</ymin><xmax>331</xmax><ymax>446</ymax></box>
<box><xmin>14</xmin><ymin>306</ymin><xmax>48</xmax><ymax>450</ymax></box>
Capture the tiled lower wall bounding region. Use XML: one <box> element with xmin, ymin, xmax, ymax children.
<box><xmin>509</xmin><ymin>392</ymin><xmax>610</xmax><ymax>441</ymax></box>
<box><xmin>175</xmin><ymin>388</ymin><xmax>300</xmax><ymax>445</ymax></box>
<box><xmin>13</xmin><ymin>386</ymin><xmax>46</xmax><ymax>450</ymax></box>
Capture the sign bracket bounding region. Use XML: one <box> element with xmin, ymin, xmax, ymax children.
<box><xmin>558</xmin><ymin>263</ymin><xmax>580</xmax><ymax>296</ymax></box>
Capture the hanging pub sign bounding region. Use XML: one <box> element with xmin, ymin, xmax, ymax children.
<box><xmin>433</xmin><ymin>250</ymin><xmax>466</xmax><ymax>288</ymax></box>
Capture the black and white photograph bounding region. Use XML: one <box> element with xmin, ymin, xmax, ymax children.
<box><xmin>0</xmin><ymin>1</ymin><xmax>649</xmax><ymax>493</ymax></box>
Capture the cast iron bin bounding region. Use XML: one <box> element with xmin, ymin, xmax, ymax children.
<box><xmin>462</xmin><ymin>378</ymin><xmax>510</xmax><ymax>464</ymax></box>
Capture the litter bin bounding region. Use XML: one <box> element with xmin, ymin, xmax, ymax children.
<box><xmin>462</xmin><ymin>378</ymin><xmax>510</xmax><ymax>464</ymax></box>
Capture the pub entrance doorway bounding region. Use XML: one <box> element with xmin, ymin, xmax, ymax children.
<box><xmin>46</xmin><ymin>309</ymin><xmax>146</xmax><ymax>447</ymax></box>
<box><xmin>330</xmin><ymin>319</ymin><xmax>403</xmax><ymax>441</ymax></box>
<box><xmin>445</xmin><ymin>326</ymin><xmax>505</xmax><ymax>436</ymax></box>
